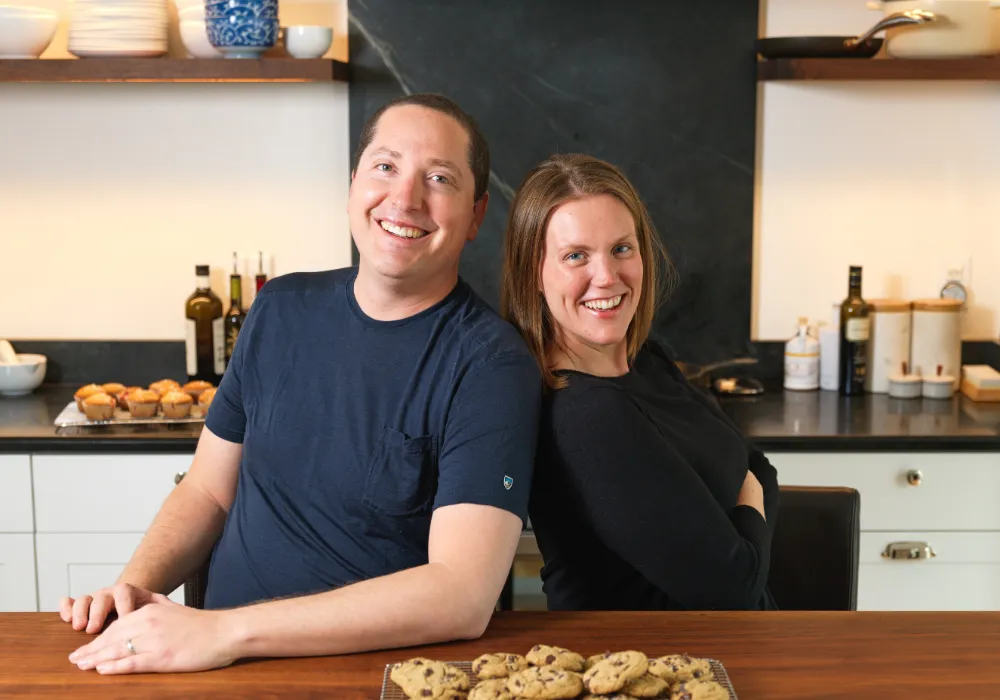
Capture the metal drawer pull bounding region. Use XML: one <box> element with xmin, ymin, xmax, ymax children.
<box><xmin>906</xmin><ymin>470</ymin><xmax>922</xmax><ymax>486</ymax></box>
<box><xmin>882</xmin><ymin>541</ymin><xmax>936</xmax><ymax>560</ymax></box>
<box><xmin>174</xmin><ymin>471</ymin><xmax>187</xmax><ymax>485</ymax></box>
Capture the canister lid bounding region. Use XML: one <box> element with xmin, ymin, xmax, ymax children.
<box><xmin>868</xmin><ymin>299</ymin><xmax>911</xmax><ymax>313</ymax></box>
<box><xmin>912</xmin><ymin>298</ymin><xmax>962</xmax><ymax>312</ymax></box>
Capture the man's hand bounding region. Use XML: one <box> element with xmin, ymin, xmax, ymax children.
<box><xmin>59</xmin><ymin>583</ymin><xmax>165</xmax><ymax>635</ymax></box>
<box><xmin>68</xmin><ymin>597</ymin><xmax>236</xmax><ymax>675</ymax></box>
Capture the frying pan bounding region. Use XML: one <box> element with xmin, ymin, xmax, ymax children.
<box><xmin>757</xmin><ymin>9</ymin><xmax>936</xmax><ymax>59</ymax></box>
<box><xmin>677</xmin><ymin>358</ymin><xmax>758</xmax><ymax>390</ymax></box>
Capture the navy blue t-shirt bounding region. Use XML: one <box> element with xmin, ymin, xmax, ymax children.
<box><xmin>202</xmin><ymin>267</ymin><xmax>542</xmax><ymax>609</ymax></box>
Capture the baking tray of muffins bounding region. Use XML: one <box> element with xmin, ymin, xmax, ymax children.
<box><xmin>54</xmin><ymin>379</ymin><xmax>217</xmax><ymax>427</ymax></box>
<box><xmin>381</xmin><ymin>647</ymin><xmax>736</xmax><ymax>699</ymax></box>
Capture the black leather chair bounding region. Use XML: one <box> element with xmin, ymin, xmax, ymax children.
<box><xmin>184</xmin><ymin>557</ymin><xmax>212</xmax><ymax>610</ymax></box>
<box><xmin>768</xmin><ymin>485</ymin><xmax>860</xmax><ymax>611</ymax></box>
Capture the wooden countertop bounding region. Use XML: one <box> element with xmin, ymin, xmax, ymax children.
<box><xmin>3</xmin><ymin>611</ymin><xmax>999</xmax><ymax>698</ymax></box>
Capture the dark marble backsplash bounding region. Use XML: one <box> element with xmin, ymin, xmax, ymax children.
<box><xmin>348</xmin><ymin>1</ymin><xmax>759</xmax><ymax>365</ymax></box>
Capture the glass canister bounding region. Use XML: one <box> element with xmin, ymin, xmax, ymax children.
<box><xmin>910</xmin><ymin>298</ymin><xmax>963</xmax><ymax>389</ymax></box>
<box><xmin>865</xmin><ymin>299</ymin><xmax>912</xmax><ymax>394</ymax></box>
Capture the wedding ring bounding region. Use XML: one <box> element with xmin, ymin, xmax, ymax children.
<box><xmin>126</xmin><ymin>639</ymin><xmax>136</xmax><ymax>655</ymax></box>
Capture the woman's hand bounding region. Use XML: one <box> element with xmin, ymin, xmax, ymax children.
<box><xmin>737</xmin><ymin>470</ymin><xmax>765</xmax><ymax>520</ymax></box>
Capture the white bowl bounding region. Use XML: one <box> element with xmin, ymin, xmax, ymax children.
<box><xmin>283</xmin><ymin>25</ymin><xmax>332</xmax><ymax>59</ymax></box>
<box><xmin>0</xmin><ymin>353</ymin><xmax>47</xmax><ymax>396</ymax></box>
<box><xmin>180</xmin><ymin>19</ymin><xmax>221</xmax><ymax>57</ymax></box>
<box><xmin>0</xmin><ymin>6</ymin><xmax>59</xmax><ymax>58</ymax></box>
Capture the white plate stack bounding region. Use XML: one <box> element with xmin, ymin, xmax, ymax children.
<box><xmin>69</xmin><ymin>0</ymin><xmax>168</xmax><ymax>57</ymax></box>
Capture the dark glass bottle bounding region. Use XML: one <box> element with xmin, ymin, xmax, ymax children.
<box><xmin>225</xmin><ymin>253</ymin><xmax>246</xmax><ymax>367</ymax></box>
<box><xmin>839</xmin><ymin>265</ymin><xmax>870</xmax><ymax>395</ymax></box>
<box><xmin>255</xmin><ymin>250</ymin><xmax>268</xmax><ymax>294</ymax></box>
<box><xmin>184</xmin><ymin>265</ymin><xmax>224</xmax><ymax>383</ymax></box>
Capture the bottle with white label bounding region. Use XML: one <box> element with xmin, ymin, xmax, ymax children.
<box><xmin>184</xmin><ymin>264</ymin><xmax>224</xmax><ymax>384</ymax></box>
<box><xmin>838</xmin><ymin>265</ymin><xmax>870</xmax><ymax>396</ymax></box>
<box><xmin>784</xmin><ymin>317</ymin><xmax>820</xmax><ymax>391</ymax></box>
<box><xmin>818</xmin><ymin>302</ymin><xmax>841</xmax><ymax>391</ymax></box>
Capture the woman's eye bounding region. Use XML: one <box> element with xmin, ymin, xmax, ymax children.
<box><xmin>375</xmin><ymin>163</ymin><xmax>392</xmax><ymax>172</ymax></box>
<box><xmin>614</xmin><ymin>244</ymin><xmax>633</xmax><ymax>255</ymax></box>
<box><xmin>565</xmin><ymin>252</ymin><xmax>585</xmax><ymax>262</ymax></box>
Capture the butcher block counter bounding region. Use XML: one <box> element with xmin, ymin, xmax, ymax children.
<box><xmin>2</xmin><ymin>611</ymin><xmax>999</xmax><ymax>698</ymax></box>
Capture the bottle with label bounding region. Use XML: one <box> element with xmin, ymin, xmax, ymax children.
<box><xmin>255</xmin><ymin>250</ymin><xmax>268</xmax><ymax>294</ymax></box>
<box><xmin>225</xmin><ymin>252</ymin><xmax>246</xmax><ymax>367</ymax></box>
<box><xmin>784</xmin><ymin>317</ymin><xmax>820</xmax><ymax>391</ymax></box>
<box><xmin>184</xmin><ymin>264</ymin><xmax>224</xmax><ymax>383</ymax></box>
<box><xmin>839</xmin><ymin>265</ymin><xmax>870</xmax><ymax>395</ymax></box>
<box><xmin>818</xmin><ymin>302</ymin><xmax>840</xmax><ymax>391</ymax></box>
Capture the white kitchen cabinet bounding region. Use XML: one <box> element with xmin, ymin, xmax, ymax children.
<box><xmin>859</xmin><ymin>532</ymin><xmax>1000</xmax><ymax>611</ymax></box>
<box><xmin>0</xmin><ymin>454</ymin><xmax>34</xmax><ymax>533</ymax></box>
<box><xmin>32</xmin><ymin>454</ymin><xmax>191</xmax><ymax>533</ymax></box>
<box><xmin>767</xmin><ymin>451</ymin><xmax>1000</xmax><ymax>611</ymax></box>
<box><xmin>35</xmin><ymin>533</ymin><xmax>184</xmax><ymax>612</ymax></box>
<box><xmin>0</xmin><ymin>534</ymin><xmax>38</xmax><ymax>612</ymax></box>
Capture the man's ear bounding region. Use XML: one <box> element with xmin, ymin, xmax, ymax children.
<box><xmin>467</xmin><ymin>191</ymin><xmax>490</xmax><ymax>242</ymax></box>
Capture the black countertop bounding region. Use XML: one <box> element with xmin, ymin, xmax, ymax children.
<box><xmin>2</xmin><ymin>384</ymin><xmax>999</xmax><ymax>454</ymax></box>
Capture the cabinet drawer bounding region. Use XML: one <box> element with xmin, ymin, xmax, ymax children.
<box><xmin>766</xmin><ymin>452</ymin><xmax>1000</xmax><ymax>531</ymax></box>
<box><xmin>35</xmin><ymin>533</ymin><xmax>183</xmax><ymax>612</ymax></box>
<box><xmin>858</xmin><ymin>531</ymin><xmax>1000</xmax><ymax>611</ymax></box>
<box><xmin>0</xmin><ymin>454</ymin><xmax>33</xmax><ymax>533</ymax></box>
<box><xmin>33</xmin><ymin>454</ymin><xmax>192</xmax><ymax>533</ymax></box>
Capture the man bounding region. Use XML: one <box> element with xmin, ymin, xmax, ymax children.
<box><xmin>61</xmin><ymin>94</ymin><xmax>542</xmax><ymax>674</ymax></box>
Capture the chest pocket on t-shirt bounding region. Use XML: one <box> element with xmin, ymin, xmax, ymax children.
<box><xmin>363</xmin><ymin>426</ymin><xmax>438</xmax><ymax>517</ymax></box>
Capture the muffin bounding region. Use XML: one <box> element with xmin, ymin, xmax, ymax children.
<box><xmin>102</xmin><ymin>382</ymin><xmax>126</xmax><ymax>398</ymax></box>
<box><xmin>126</xmin><ymin>389</ymin><xmax>161</xmax><ymax>418</ymax></box>
<box><xmin>182</xmin><ymin>380</ymin><xmax>214</xmax><ymax>400</ymax></box>
<box><xmin>115</xmin><ymin>386</ymin><xmax>143</xmax><ymax>410</ymax></box>
<box><xmin>149</xmin><ymin>379</ymin><xmax>181</xmax><ymax>396</ymax></box>
<box><xmin>160</xmin><ymin>390</ymin><xmax>194</xmax><ymax>419</ymax></box>
<box><xmin>198</xmin><ymin>387</ymin><xmax>217</xmax><ymax>413</ymax></box>
<box><xmin>82</xmin><ymin>392</ymin><xmax>116</xmax><ymax>421</ymax></box>
<box><xmin>74</xmin><ymin>384</ymin><xmax>104</xmax><ymax>411</ymax></box>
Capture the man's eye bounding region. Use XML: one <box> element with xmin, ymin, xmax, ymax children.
<box><xmin>375</xmin><ymin>163</ymin><xmax>392</xmax><ymax>172</ymax></box>
<box><xmin>430</xmin><ymin>174</ymin><xmax>450</xmax><ymax>184</ymax></box>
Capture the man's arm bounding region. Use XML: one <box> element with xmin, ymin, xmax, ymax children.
<box><xmin>68</xmin><ymin>502</ymin><xmax>523</xmax><ymax>674</ymax></box>
<box><xmin>60</xmin><ymin>427</ymin><xmax>241</xmax><ymax>632</ymax></box>
<box><xmin>227</xmin><ymin>502</ymin><xmax>522</xmax><ymax>656</ymax></box>
<box><xmin>118</xmin><ymin>428</ymin><xmax>242</xmax><ymax>593</ymax></box>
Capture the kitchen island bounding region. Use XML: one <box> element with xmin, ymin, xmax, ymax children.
<box><xmin>2</xmin><ymin>611</ymin><xmax>999</xmax><ymax>698</ymax></box>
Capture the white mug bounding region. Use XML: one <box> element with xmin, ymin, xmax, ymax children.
<box><xmin>282</xmin><ymin>25</ymin><xmax>333</xmax><ymax>59</ymax></box>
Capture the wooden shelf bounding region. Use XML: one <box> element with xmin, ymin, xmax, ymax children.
<box><xmin>758</xmin><ymin>56</ymin><xmax>1000</xmax><ymax>81</ymax></box>
<box><xmin>0</xmin><ymin>58</ymin><xmax>350</xmax><ymax>83</ymax></box>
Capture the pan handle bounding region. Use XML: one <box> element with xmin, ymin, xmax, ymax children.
<box><xmin>847</xmin><ymin>9</ymin><xmax>937</xmax><ymax>47</ymax></box>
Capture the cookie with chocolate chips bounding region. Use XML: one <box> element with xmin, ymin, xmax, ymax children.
<box><xmin>671</xmin><ymin>677</ymin><xmax>729</xmax><ymax>699</ymax></box>
<box><xmin>525</xmin><ymin>644</ymin><xmax>585</xmax><ymax>672</ymax></box>
<box><xmin>472</xmin><ymin>652</ymin><xmax>528</xmax><ymax>678</ymax></box>
<box><xmin>506</xmin><ymin>666</ymin><xmax>583</xmax><ymax>699</ymax></box>
<box><xmin>648</xmin><ymin>655</ymin><xmax>713</xmax><ymax>685</ymax></box>
<box><xmin>469</xmin><ymin>677</ymin><xmax>515</xmax><ymax>700</ymax></box>
<box><xmin>582</xmin><ymin>650</ymin><xmax>648</xmax><ymax>695</ymax></box>
<box><xmin>585</xmin><ymin>651</ymin><xmax>612</xmax><ymax>670</ymax></box>
<box><xmin>389</xmin><ymin>657</ymin><xmax>470</xmax><ymax>699</ymax></box>
<box><xmin>623</xmin><ymin>672</ymin><xmax>670</xmax><ymax>698</ymax></box>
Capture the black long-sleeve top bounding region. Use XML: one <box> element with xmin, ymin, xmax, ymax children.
<box><xmin>528</xmin><ymin>343</ymin><xmax>779</xmax><ymax>611</ymax></box>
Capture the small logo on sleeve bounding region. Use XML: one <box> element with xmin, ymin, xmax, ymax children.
<box><xmin>503</xmin><ymin>475</ymin><xmax>513</xmax><ymax>490</ymax></box>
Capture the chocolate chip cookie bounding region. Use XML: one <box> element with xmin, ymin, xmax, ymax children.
<box><xmin>389</xmin><ymin>657</ymin><xmax>470</xmax><ymax>699</ymax></box>
<box><xmin>585</xmin><ymin>652</ymin><xmax>612</xmax><ymax>670</ymax></box>
<box><xmin>472</xmin><ymin>652</ymin><xmax>528</xmax><ymax>678</ymax></box>
<box><xmin>623</xmin><ymin>672</ymin><xmax>670</xmax><ymax>698</ymax></box>
<box><xmin>469</xmin><ymin>677</ymin><xmax>515</xmax><ymax>700</ymax></box>
<box><xmin>506</xmin><ymin>666</ymin><xmax>583</xmax><ymax>699</ymax></box>
<box><xmin>582</xmin><ymin>650</ymin><xmax>649</xmax><ymax>695</ymax></box>
<box><xmin>671</xmin><ymin>678</ymin><xmax>729</xmax><ymax>699</ymax></box>
<box><xmin>648</xmin><ymin>655</ymin><xmax>713</xmax><ymax>685</ymax></box>
<box><xmin>526</xmin><ymin>644</ymin><xmax>585</xmax><ymax>672</ymax></box>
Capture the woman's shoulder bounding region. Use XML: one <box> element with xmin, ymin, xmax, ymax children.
<box><xmin>544</xmin><ymin>373</ymin><xmax>635</xmax><ymax>430</ymax></box>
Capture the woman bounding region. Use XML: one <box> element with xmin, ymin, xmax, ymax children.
<box><xmin>500</xmin><ymin>153</ymin><xmax>778</xmax><ymax>610</ymax></box>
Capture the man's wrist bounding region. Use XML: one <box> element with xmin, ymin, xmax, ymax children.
<box><xmin>218</xmin><ymin>605</ymin><xmax>257</xmax><ymax>659</ymax></box>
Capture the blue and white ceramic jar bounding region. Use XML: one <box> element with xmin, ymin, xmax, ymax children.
<box><xmin>205</xmin><ymin>0</ymin><xmax>278</xmax><ymax>59</ymax></box>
